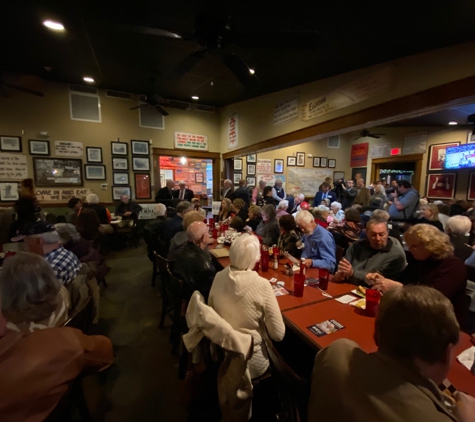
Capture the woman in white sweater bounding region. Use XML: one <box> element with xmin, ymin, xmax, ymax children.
<box><xmin>208</xmin><ymin>234</ymin><xmax>285</xmax><ymax>379</ymax></box>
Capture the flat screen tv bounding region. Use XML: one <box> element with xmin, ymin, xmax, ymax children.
<box><xmin>445</xmin><ymin>144</ymin><xmax>475</xmax><ymax>169</ymax></box>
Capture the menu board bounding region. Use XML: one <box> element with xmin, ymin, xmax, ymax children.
<box><xmin>174</xmin><ymin>132</ymin><xmax>208</xmax><ymax>151</ymax></box>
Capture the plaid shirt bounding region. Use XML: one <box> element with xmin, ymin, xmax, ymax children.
<box><xmin>45</xmin><ymin>246</ymin><xmax>81</xmax><ymax>286</ymax></box>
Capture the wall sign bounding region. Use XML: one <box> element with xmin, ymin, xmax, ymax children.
<box><xmin>350</xmin><ymin>143</ymin><xmax>369</xmax><ymax>167</ymax></box>
<box><xmin>138</xmin><ymin>204</ymin><xmax>158</xmax><ymax>220</ymax></box>
<box><xmin>370</xmin><ymin>143</ymin><xmax>391</xmax><ymax>158</ymax></box>
<box><xmin>174</xmin><ymin>132</ymin><xmax>208</xmax><ymax>151</ymax></box>
<box><xmin>35</xmin><ymin>188</ymin><xmax>92</xmax><ymax>202</ymax></box>
<box><xmin>273</xmin><ymin>95</ymin><xmax>299</xmax><ymax>126</ymax></box>
<box><xmin>0</xmin><ymin>153</ymin><xmax>28</xmax><ymax>180</ymax></box>
<box><xmin>256</xmin><ymin>158</ymin><xmax>272</xmax><ymax>174</ymax></box>
<box><xmin>402</xmin><ymin>132</ymin><xmax>428</xmax><ymax>155</ymax></box>
<box><xmin>54</xmin><ymin>140</ymin><xmax>84</xmax><ymax>157</ymax></box>
<box><xmin>228</xmin><ymin>111</ymin><xmax>239</xmax><ymax>149</ymax></box>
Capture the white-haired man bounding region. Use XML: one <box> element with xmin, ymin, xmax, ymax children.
<box><xmin>287</xmin><ymin>193</ymin><xmax>305</xmax><ymax>214</ymax></box>
<box><xmin>222</xmin><ymin>179</ymin><xmax>234</xmax><ymax>200</ymax></box>
<box><xmin>271</xmin><ymin>178</ymin><xmax>286</xmax><ymax>203</ymax></box>
<box><xmin>82</xmin><ymin>193</ymin><xmax>111</xmax><ymax>225</ymax></box>
<box><xmin>155</xmin><ymin>179</ymin><xmax>176</xmax><ymax>205</ymax></box>
<box><xmin>13</xmin><ymin>222</ymin><xmax>81</xmax><ymax>286</ymax></box>
<box><xmin>295</xmin><ymin>210</ymin><xmax>336</xmax><ymax>272</ymax></box>
<box><xmin>173</xmin><ymin>180</ymin><xmax>194</xmax><ymax>202</ymax></box>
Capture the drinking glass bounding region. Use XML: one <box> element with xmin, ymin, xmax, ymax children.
<box><xmin>365</xmin><ymin>289</ymin><xmax>380</xmax><ymax>317</ymax></box>
<box><xmin>318</xmin><ymin>268</ymin><xmax>329</xmax><ymax>290</ymax></box>
<box><xmin>293</xmin><ymin>273</ymin><xmax>305</xmax><ymax>297</ymax></box>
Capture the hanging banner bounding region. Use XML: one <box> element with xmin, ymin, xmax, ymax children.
<box><xmin>256</xmin><ymin>158</ymin><xmax>272</xmax><ymax>174</ymax></box>
<box><xmin>273</xmin><ymin>95</ymin><xmax>299</xmax><ymax>126</ymax></box>
<box><xmin>0</xmin><ymin>154</ymin><xmax>28</xmax><ymax>180</ymax></box>
<box><xmin>174</xmin><ymin>132</ymin><xmax>208</xmax><ymax>151</ymax></box>
<box><xmin>138</xmin><ymin>204</ymin><xmax>158</xmax><ymax>220</ymax></box>
<box><xmin>35</xmin><ymin>188</ymin><xmax>92</xmax><ymax>202</ymax></box>
<box><xmin>54</xmin><ymin>141</ymin><xmax>84</xmax><ymax>157</ymax></box>
<box><xmin>350</xmin><ymin>143</ymin><xmax>369</xmax><ymax>167</ymax></box>
<box><xmin>228</xmin><ymin>111</ymin><xmax>239</xmax><ymax>149</ymax></box>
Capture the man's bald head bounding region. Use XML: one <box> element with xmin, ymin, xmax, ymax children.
<box><xmin>187</xmin><ymin>221</ymin><xmax>209</xmax><ymax>247</ymax></box>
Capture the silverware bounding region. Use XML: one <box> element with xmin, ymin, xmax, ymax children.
<box><xmin>317</xmin><ymin>287</ymin><xmax>333</xmax><ymax>298</ymax></box>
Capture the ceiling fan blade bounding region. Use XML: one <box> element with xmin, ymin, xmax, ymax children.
<box><xmin>156</xmin><ymin>105</ymin><xmax>169</xmax><ymax>116</ymax></box>
<box><xmin>371</xmin><ymin>133</ymin><xmax>386</xmax><ymax>136</ymax></box>
<box><xmin>368</xmin><ymin>135</ymin><xmax>381</xmax><ymax>139</ymax></box>
<box><xmin>0</xmin><ymin>84</ymin><xmax>10</xmax><ymax>97</ymax></box>
<box><xmin>354</xmin><ymin>136</ymin><xmax>362</xmax><ymax>140</ymax></box>
<box><xmin>3</xmin><ymin>82</ymin><xmax>44</xmax><ymax>97</ymax></box>
<box><xmin>129</xmin><ymin>104</ymin><xmax>146</xmax><ymax>110</ymax></box>
<box><xmin>168</xmin><ymin>50</ymin><xmax>206</xmax><ymax>81</ymax></box>
<box><xmin>222</xmin><ymin>54</ymin><xmax>261</xmax><ymax>90</ymax></box>
<box><xmin>116</xmin><ymin>23</ymin><xmax>190</xmax><ymax>40</ymax></box>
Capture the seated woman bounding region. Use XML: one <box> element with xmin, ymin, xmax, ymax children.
<box><xmin>276</xmin><ymin>200</ymin><xmax>289</xmax><ymax>219</ymax></box>
<box><xmin>246</xmin><ymin>205</ymin><xmax>262</xmax><ymax>232</ymax></box>
<box><xmin>191</xmin><ymin>197</ymin><xmax>207</xmax><ymax>219</ymax></box>
<box><xmin>0</xmin><ymin>252</ymin><xmax>70</xmax><ymax>333</ymax></box>
<box><xmin>411</xmin><ymin>204</ymin><xmax>444</xmax><ymax>231</ymax></box>
<box><xmin>229</xmin><ymin>216</ymin><xmax>246</xmax><ymax>233</ymax></box>
<box><xmin>330</xmin><ymin>201</ymin><xmax>345</xmax><ymax>222</ymax></box>
<box><xmin>369</xmin><ymin>184</ymin><xmax>387</xmax><ymax>207</ymax></box>
<box><xmin>312</xmin><ymin>205</ymin><xmax>330</xmax><ymax>229</ymax></box>
<box><xmin>208</xmin><ymin>234</ymin><xmax>285</xmax><ymax>379</ymax></box>
<box><xmin>445</xmin><ymin>215</ymin><xmax>474</xmax><ymax>262</ymax></box>
<box><xmin>218</xmin><ymin>198</ymin><xmax>233</xmax><ymax>222</ymax></box>
<box><xmin>370</xmin><ymin>224</ymin><xmax>469</xmax><ymax>331</ymax></box>
<box><xmin>255</xmin><ymin>204</ymin><xmax>280</xmax><ymax>246</ymax></box>
<box><xmin>65</xmin><ymin>197</ymin><xmax>81</xmax><ymax>223</ymax></box>
<box><xmin>56</xmin><ymin>222</ymin><xmax>91</xmax><ymax>260</ymax></box>
<box><xmin>277</xmin><ymin>214</ymin><xmax>302</xmax><ymax>259</ymax></box>
<box><xmin>232</xmin><ymin>198</ymin><xmax>248</xmax><ymax>221</ymax></box>
<box><xmin>263</xmin><ymin>186</ymin><xmax>277</xmax><ymax>206</ymax></box>
<box><xmin>332</xmin><ymin>207</ymin><xmax>363</xmax><ymax>247</ymax></box>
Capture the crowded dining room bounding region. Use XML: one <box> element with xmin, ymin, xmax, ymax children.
<box><xmin>3</xmin><ymin>1</ymin><xmax>475</xmax><ymax>421</ymax></box>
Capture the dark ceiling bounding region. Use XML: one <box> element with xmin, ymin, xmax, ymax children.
<box><xmin>3</xmin><ymin>0</ymin><xmax>475</xmax><ymax>107</ymax></box>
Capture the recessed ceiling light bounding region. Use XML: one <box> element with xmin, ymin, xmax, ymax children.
<box><xmin>83</xmin><ymin>77</ymin><xmax>95</xmax><ymax>83</ymax></box>
<box><xmin>249</xmin><ymin>68</ymin><xmax>255</xmax><ymax>75</ymax></box>
<box><xmin>191</xmin><ymin>96</ymin><xmax>199</xmax><ymax>100</ymax></box>
<box><xmin>448</xmin><ymin>121</ymin><xmax>458</xmax><ymax>125</ymax></box>
<box><xmin>43</xmin><ymin>20</ymin><xmax>64</xmax><ymax>31</ymax></box>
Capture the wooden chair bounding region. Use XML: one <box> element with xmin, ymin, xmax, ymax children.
<box><xmin>64</xmin><ymin>296</ymin><xmax>94</xmax><ymax>333</ymax></box>
<box><xmin>154</xmin><ymin>252</ymin><xmax>177</xmax><ymax>328</ymax></box>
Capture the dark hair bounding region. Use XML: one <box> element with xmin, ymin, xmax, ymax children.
<box><xmin>263</xmin><ymin>186</ymin><xmax>273</xmax><ymax>196</ymax></box>
<box><xmin>396</xmin><ymin>180</ymin><xmax>411</xmax><ymax>188</ymax></box>
<box><xmin>436</xmin><ymin>203</ymin><xmax>450</xmax><ymax>216</ymax></box>
<box><xmin>279</xmin><ymin>214</ymin><xmax>296</xmax><ymax>232</ymax></box>
<box><xmin>68</xmin><ymin>198</ymin><xmax>80</xmax><ymax>209</ymax></box>
<box><xmin>233</xmin><ymin>198</ymin><xmax>245</xmax><ymax>209</ymax></box>
<box><xmin>344</xmin><ymin>207</ymin><xmax>361</xmax><ymax>222</ymax></box>
<box><xmin>321</xmin><ymin>182</ymin><xmax>330</xmax><ymax>189</ymax></box>
<box><xmin>450</xmin><ymin>204</ymin><xmax>465</xmax><ymax>217</ymax></box>
<box><xmin>75</xmin><ymin>208</ymin><xmax>100</xmax><ymax>240</ymax></box>
<box><xmin>230</xmin><ymin>216</ymin><xmax>246</xmax><ymax>232</ymax></box>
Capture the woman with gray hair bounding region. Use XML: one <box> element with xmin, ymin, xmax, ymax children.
<box><xmin>255</xmin><ymin>204</ymin><xmax>280</xmax><ymax>246</ymax></box>
<box><xmin>276</xmin><ymin>199</ymin><xmax>289</xmax><ymax>219</ymax></box>
<box><xmin>0</xmin><ymin>252</ymin><xmax>70</xmax><ymax>333</ymax></box>
<box><xmin>445</xmin><ymin>215</ymin><xmax>473</xmax><ymax>261</ymax></box>
<box><xmin>208</xmin><ymin>234</ymin><xmax>285</xmax><ymax>379</ymax></box>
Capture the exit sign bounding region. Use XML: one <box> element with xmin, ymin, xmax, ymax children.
<box><xmin>391</xmin><ymin>148</ymin><xmax>402</xmax><ymax>155</ymax></box>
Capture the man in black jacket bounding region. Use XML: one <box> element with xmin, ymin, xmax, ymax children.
<box><xmin>173</xmin><ymin>180</ymin><xmax>194</xmax><ymax>202</ymax></box>
<box><xmin>158</xmin><ymin>200</ymin><xmax>193</xmax><ymax>252</ymax></box>
<box><xmin>341</xmin><ymin>180</ymin><xmax>358</xmax><ymax>209</ymax></box>
<box><xmin>155</xmin><ymin>179</ymin><xmax>176</xmax><ymax>205</ymax></box>
<box><xmin>233</xmin><ymin>179</ymin><xmax>251</xmax><ymax>208</ymax></box>
<box><xmin>115</xmin><ymin>195</ymin><xmax>143</xmax><ymax>220</ymax></box>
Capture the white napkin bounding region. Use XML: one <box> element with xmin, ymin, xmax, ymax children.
<box><xmin>457</xmin><ymin>346</ymin><xmax>475</xmax><ymax>371</ymax></box>
<box><xmin>335</xmin><ymin>294</ymin><xmax>359</xmax><ymax>304</ymax></box>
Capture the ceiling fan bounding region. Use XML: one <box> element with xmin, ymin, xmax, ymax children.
<box><xmin>129</xmin><ymin>79</ymin><xmax>170</xmax><ymax>116</ymax></box>
<box><xmin>0</xmin><ymin>75</ymin><xmax>44</xmax><ymax>97</ymax></box>
<box><xmin>354</xmin><ymin>129</ymin><xmax>386</xmax><ymax>140</ymax></box>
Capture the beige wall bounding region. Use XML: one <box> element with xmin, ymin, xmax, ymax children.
<box><xmin>0</xmin><ymin>79</ymin><xmax>220</xmax><ymax>203</ymax></box>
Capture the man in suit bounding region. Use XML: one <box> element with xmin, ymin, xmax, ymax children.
<box><xmin>286</xmin><ymin>193</ymin><xmax>305</xmax><ymax>214</ymax></box>
<box><xmin>158</xmin><ymin>200</ymin><xmax>193</xmax><ymax>253</ymax></box>
<box><xmin>308</xmin><ymin>285</ymin><xmax>473</xmax><ymax>422</ymax></box>
<box><xmin>173</xmin><ymin>180</ymin><xmax>194</xmax><ymax>202</ymax></box>
<box><xmin>341</xmin><ymin>179</ymin><xmax>358</xmax><ymax>209</ymax></box>
<box><xmin>233</xmin><ymin>179</ymin><xmax>251</xmax><ymax>208</ymax></box>
<box><xmin>221</xmin><ymin>179</ymin><xmax>234</xmax><ymax>200</ymax></box>
<box><xmin>155</xmin><ymin>179</ymin><xmax>175</xmax><ymax>205</ymax></box>
<box><xmin>312</xmin><ymin>182</ymin><xmax>337</xmax><ymax>207</ymax></box>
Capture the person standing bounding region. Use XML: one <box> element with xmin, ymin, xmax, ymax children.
<box><xmin>234</xmin><ymin>179</ymin><xmax>251</xmax><ymax>208</ymax></box>
<box><xmin>155</xmin><ymin>179</ymin><xmax>176</xmax><ymax>205</ymax></box>
<box><xmin>173</xmin><ymin>180</ymin><xmax>194</xmax><ymax>202</ymax></box>
<box><xmin>387</xmin><ymin>180</ymin><xmax>420</xmax><ymax>221</ymax></box>
<box><xmin>252</xmin><ymin>180</ymin><xmax>267</xmax><ymax>206</ymax></box>
<box><xmin>312</xmin><ymin>182</ymin><xmax>337</xmax><ymax>207</ymax></box>
<box><xmin>221</xmin><ymin>179</ymin><xmax>234</xmax><ymax>200</ymax></box>
<box><xmin>271</xmin><ymin>178</ymin><xmax>286</xmax><ymax>202</ymax></box>
<box><xmin>354</xmin><ymin>178</ymin><xmax>371</xmax><ymax>207</ymax></box>
<box><xmin>340</xmin><ymin>179</ymin><xmax>358</xmax><ymax>209</ymax></box>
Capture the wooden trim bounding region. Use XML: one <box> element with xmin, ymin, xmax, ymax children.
<box><xmin>371</xmin><ymin>154</ymin><xmax>424</xmax><ymax>192</ymax></box>
<box><xmin>222</xmin><ymin>75</ymin><xmax>475</xmax><ymax>159</ymax></box>
<box><xmin>152</xmin><ymin>147</ymin><xmax>221</xmax><ymax>159</ymax></box>
<box><xmin>371</xmin><ymin>154</ymin><xmax>423</xmax><ymax>164</ymax></box>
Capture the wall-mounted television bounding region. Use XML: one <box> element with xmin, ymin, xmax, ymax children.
<box><xmin>445</xmin><ymin>144</ymin><xmax>475</xmax><ymax>169</ymax></box>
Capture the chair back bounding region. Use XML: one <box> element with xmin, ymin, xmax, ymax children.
<box><xmin>155</xmin><ymin>252</ymin><xmax>172</xmax><ymax>274</ymax></box>
<box><xmin>335</xmin><ymin>245</ymin><xmax>345</xmax><ymax>268</ymax></box>
<box><xmin>64</xmin><ymin>296</ymin><xmax>94</xmax><ymax>333</ymax></box>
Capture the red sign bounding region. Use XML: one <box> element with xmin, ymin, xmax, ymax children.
<box><xmin>390</xmin><ymin>148</ymin><xmax>401</xmax><ymax>155</ymax></box>
<box><xmin>350</xmin><ymin>142</ymin><xmax>369</xmax><ymax>167</ymax></box>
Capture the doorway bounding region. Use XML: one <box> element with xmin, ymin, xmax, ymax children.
<box><xmin>371</xmin><ymin>154</ymin><xmax>423</xmax><ymax>191</ymax></box>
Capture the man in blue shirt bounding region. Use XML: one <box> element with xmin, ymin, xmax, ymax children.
<box><xmin>387</xmin><ymin>180</ymin><xmax>420</xmax><ymax>221</ymax></box>
<box><xmin>295</xmin><ymin>210</ymin><xmax>336</xmax><ymax>272</ymax></box>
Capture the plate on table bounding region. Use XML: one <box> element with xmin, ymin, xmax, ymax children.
<box><xmin>351</xmin><ymin>286</ymin><xmax>367</xmax><ymax>298</ymax></box>
<box><xmin>350</xmin><ymin>298</ymin><xmax>366</xmax><ymax>310</ymax></box>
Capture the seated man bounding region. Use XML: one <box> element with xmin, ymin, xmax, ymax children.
<box><xmin>308</xmin><ymin>286</ymin><xmax>475</xmax><ymax>422</ymax></box>
<box><xmin>158</xmin><ymin>200</ymin><xmax>193</xmax><ymax>253</ymax></box>
<box><xmin>334</xmin><ymin>219</ymin><xmax>406</xmax><ymax>286</ymax></box>
<box><xmin>171</xmin><ymin>221</ymin><xmax>223</xmax><ymax>302</ymax></box>
<box><xmin>168</xmin><ymin>210</ymin><xmax>207</xmax><ymax>258</ymax></box>
<box><xmin>13</xmin><ymin>222</ymin><xmax>81</xmax><ymax>286</ymax></box>
<box><xmin>81</xmin><ymin>193</ymin><xmax>113</xmax><ymax>234</ymax></box>
<box><xmin>295</xmin><ymin>210</ymin><xmax>336</xmax><ymax>272</ymax></box>
<box><xmin>114</xmin><ymin>194</ymin><xmax>143</xmax><ymax>224</ymax></box>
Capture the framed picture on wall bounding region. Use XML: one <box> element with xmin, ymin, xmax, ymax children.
<box><xmin>84</xmin><ymin>164</ymin><xmax>106</xmax><ymax>180</ymax></box>
<box><xmin>234</xmin><ymin>159</ymin><xmax>243</xmax><ymax>170</ymax></box>
<box><xmin>287</xmin><ymin>156</ymin><xmax>296</xmax><ymax>166</ymax></box>
<box><xmin>313</xmin><ymin>157</ymin><xmax>320</xmax><ymax>167</ymax></box>
<box><xmin>131</xmin><ymin>140</ymin><xmax>149</xmax><ymax>155</ymax></box>
<box><xmin>111</xmin><ymin>141</ymin><xmax>128</xmax><ymax>156</ymax></box>
<box><xmin>86</xmin><ymin>147</ymin><xmax>102</xmax><ymax>163</ymax></box>
<box><xmin>112</xmin><ymin>157</ymin><xmax>128</xmax><ymax>170</ymax></box>
<box><xmin>132</xmin><ymin>156</ymin><xmax>150</xmax><ymax>171</ymax></box>
<box><xmin>112</xmin><ymin>185</ymin><xmax>131</xmax><ymax>201</ymax></box>
<box><xmin>426</xmin><ymin>173</ymin><xmax>456</xmax><ymax>199</ymax></box>
<box><xmin>0</xmin><ymin>182</ymin><xmax>19</xmax><ymax>201</ymax></box>
<box><xmin>468</xmin><ymin>173</ymin><xmax>475</xmax><ymax>200</ymax></box>
<box><xmin>296</xmin><ymin>152</ymin><xmax>305</xmax><ymax>167</ymax></box>
<box><xmin>234</xmin><ymin>173</ymin><xmax>242</xmax><ymax>184</ymax></box>
<box><xmin>195</xmin><ymin>172</ymin><xmax>204</xmax><ymax>183</ymax></box>
<box><xmin>33</xmin><ymin>157</ymin><xmax>83</xmax><ymax>187</ymax></box>
<box><xmin>113</xmin><ymin>172</ymin><xmax>129</xmax><ymax>185</ymax></box>
<box><xmin>333</xmin><ymin>171</ymin><xmax>345</xmax><ymax>182</ymax></box>
<box><xmin>428</xmin><ymin>142</ymin><xmax>460</xmax><ymax>171</ymax></box>
<box><xmin>135</xmin><ymin>173</ymin><xmax>151</xmax><ymax>199</ymax></box>
<box><xmin>247</xmin><ymin>164</ymin><xmax>256</xmax><ymax>175</ymax></box>
<box><xmin>467</xmin><ymin>132</ymin><xmax>475</xmax><ymax>144</ymax></box>
<box><xmin>247</xmin><ymin>154</ymin><xmax>256</xmax><ymax>163</ymax></box>
<box><xmin>29</xmin><ymin>139</ymin><xmax>50</xmax><ymax>156</ymax></box>
<box><xmin>351</xmin><ymin>168</ymin><xmax>367</xmax><ymax>182</ymax></box>
<box><xmin>247</xmin><ymin>177</ymin><xmax>256</xmax><ymax>187</ymax></box>
<box><xmin>0</xmin><ymin>135</ymin><xmax>22</xmax><ymax>152</ymax></box>
<box><xmin>320</xmin><ymin>157</ymin><xmax>328</xmax><ymax>168</ymax></box>
<box><xmin>274</xmin><ymin>159</ymin><xmax>284</xmax><ymax>174</ymax></box>
<box><xmin>328</xmin><ymin>159</ymin><xmax>336</xmax><ymax>168</ymax></box>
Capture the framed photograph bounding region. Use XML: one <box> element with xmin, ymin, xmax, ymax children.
<box><xmin>287</xmin><ymin>156</ymin><xmax>296</xmax><ymax>166</ymax></box>
<box><xmin>247</xmin><ymin>177</ymin><xmax>256</xmax><ymax>187</ymax></box>
<box><xmin>426</xmin><ymin>173</ymin><xmax>456</xmax><ymax>199</ymax></box>
<box><xmin>112</xmin><ymin>157</ymin><xmax>128</xmax><ymax>170</ymax></box>
<box><xmin>333</xmin><ymin>171</ymin><xmax>345</xmax><ymax>182</ymax></box>
<box><xmin>247</xmin><ymin>154</ymin><xmax>256</xmax><ymax>163</ymax></box>
<box><xmin>247</xmin><ymin>164</ymin><xmax>256</xmax><ymax>175</ymax></box>
<box><xmin>86</xmin><ymin>147</ymin><xmax>102</xmax><ymax>163</ymax></box>
<box><xmin>467</xmin><ymin>132</ymin><xmax>475</xmax><ymax>144</ymax></box>
<box><xmin>29</xmin><ymin>139</ymin><xmax>50</xmax><ymax>156</ymax></box>
<box><xmin>428</xmin><ymin>142</ymin><xmax>460</xmax><ymax>171</ymax></box>
<box><xmin>274</xmin><ymin>159</ymin><xmax>284</xmax><ymax>174</ymax></box>
<box><xmin>468</xmin><ymin>173</ymin><xmax>475</xmax><ymax>200</ymax></box>
<box><xmin>112</xmin><ymin>185</ymin><xmax>131</xmax><ymax>201</ymax></box>
<box><xmin>33</xmin><ymin>158</ymin><xmax>82</xmax><ymax>187</ymax></box>
<box><xmin>132</xmin><ymin>156</ymin><xmax>150</xmax><ymax>171</ymax></box>
<box><xmin>351</xmin><ymin>168</ymin><xmax>367</xmax><ymax>182</ymax></box>
<box><xmin>111</xmin><ymin>141</ymin><xmax>128</xmax><ymax>156</ymax></box>
<box><xmin>313</xmin><ymin>157</ymin><xmax>321</xmax><ymax>167</ymax></box>
<box><xmin>320</xmin><ymin>157</ymin><xmax>328</xmax><ymax>168</ymax></box>
<box><xmin>195</xmin><ymin>172</ymin><xmax>204</xmax><ymax>183</ymax></box>
<box><xmin>131</xmin><ymin>140</ymin><xmax>150</xmax><ymax>156</ymax></box>
<box><xmin>0</xmin><ymin>136</ymin><xmax>22</xmax><ymax>152</ymax></box>
<box><xmin>113</xmin><ymin>172</ymin><xmax>129</xmax><ymax>185</ymax></box>
<box><xmin>234</xmin><ymin>159</ymin><xmax>243</xmax><ymax>171</ymax></box>
<box><xmin>135</xmin><ymin>173</ymin><xmax>151</xmax><ymax>199</ymax></box>
<box><xmin>84</xmin><ymin>164</ymin><xmax>106</xmax><ymax>180</ymax></box>
<box><xmin>234</xmin><ymin>173</ymin><xmax>242</xmax><ymax>184</ymax></box>
<box><xmin>0</xmin><ymin>182</ymin><xmax>19</xmax><ymax>201</ymax></box>
<box><xmin>296</xmin><ymin>152</ymin><xmax>305</xmax><ymax>167</ymax></box>
<box><xmin>328</xmin><ymin>159</ymin><xmax>336</xmax><ymax>168</ymax></box>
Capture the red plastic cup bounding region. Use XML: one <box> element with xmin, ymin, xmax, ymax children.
<box><xmin>208</xmin><ymin>218</ymin><xmax>214</xmax><ymax>227</ymax></box>
<box><xmin>273</xmin><ymin>246</ymin><xmax>280</xmax><ymax>257</ymax></box>
<box><xmin>318</xmin><ymin>268</ymin><xmax>329</xmax><ymax>290</ymax></box>
<box><xmin>365</xmin><ymin>289</ymin><xmax>380</xmax><ymax>317</ymax></box>
<box><xmin>253</xmin><ymin>260</ymin><xmax>260</xmax><ymax>272</ymax></box>
<box><xmin>293</xmin><ymin>273</ymin><xmax>305</xmax><ymax>297</ymax></box>
<box><xmin>261</xmin><ymin>248</ymin><xmax>269</xmax><ymax>272</ymax></box>
<box><xmin>212</xmin><ymin>228</ymin><xmax>218</xmax><ymax>239</ymax></box>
